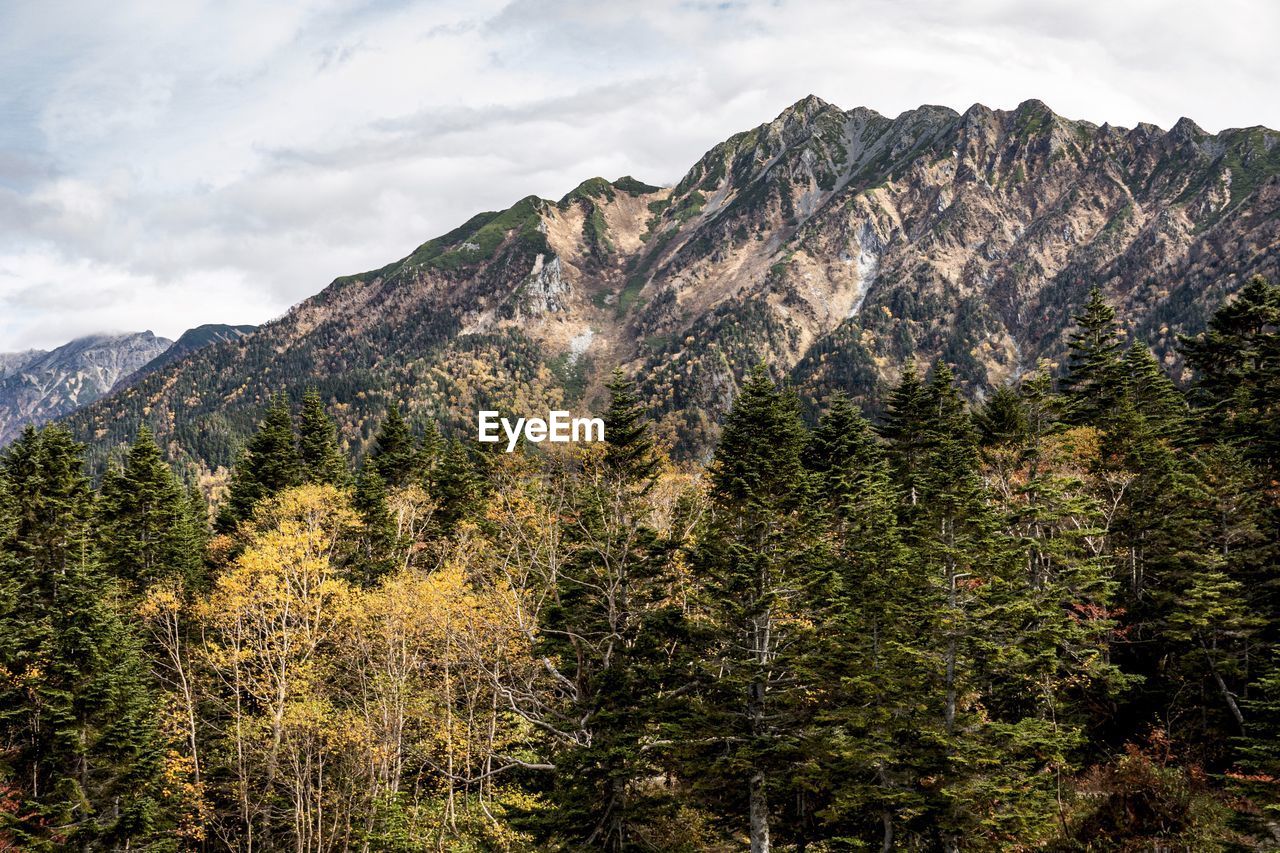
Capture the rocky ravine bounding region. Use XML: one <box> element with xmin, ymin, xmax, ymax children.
<box><xmin>67</xmin><ymin>96</ymin><xmax>1280</xmax><ymax>468</ymax></box>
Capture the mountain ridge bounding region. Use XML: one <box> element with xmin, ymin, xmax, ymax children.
<box><xmin>0</xmin><ymin>332</ymin><xmax>173</xmax><ymax>445</ymax></box>
<box><xmin>62</xmin><ymin>96</ymin><xmax>1280</xmax><ymax>471</ymax></box>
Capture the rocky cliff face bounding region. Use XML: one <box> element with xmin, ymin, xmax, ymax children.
<box><xmin>67</xmin><ymin>97</ymin><xmax>1280</xmax><ymax>467</ymax></box>
<box><xmin>0</xmin><ymin>332</ymin><xmax>172</xmax><ymax>445</ymax></box>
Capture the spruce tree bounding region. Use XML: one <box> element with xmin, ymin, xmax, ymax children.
<box><xmin>802</xmin><ymin>394</ymin><xmax>926</xmax><ymax>849</ymax></box>
<box><xmin>218</xmin><ymin>394</ymin><xmax>301</xmax><ymax>530</ymax></box>
<box><xmin>1181</xmin><ymin>275</ymin><xmax>1280</xmax><ymax>473</ymax></box>
<box><xmin>0</xmin><ymin>426</ymin><xmax>167</xmax><ymax>848</ymax></box>
<box><xmin>297</xmin><ymin>388</ymin><xmax>351</xmax><ymax>487</ymax></box>
<box><xmin>804</xmin><ymin>391</ymin><xmax>883</xmax><ymax>513</ymax></box>
<box><xmin>879</xmin><ymin>361</ymin><xmax>933</xmax><ymax>505</ymax></box>
<box><xmin>429</xmin><ymin>439</ymin><xmax>484</xmax><ymax>534</ymax></box>
<box><xmin>1122</xmin><ymin>342</ymin><xmax>1189</xmax><ymax>444</ymax></box>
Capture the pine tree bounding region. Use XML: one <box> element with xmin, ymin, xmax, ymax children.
<box><xmin>218</xmin><ymin>394</ymin><xmax>301</xmax><ymax>530</ymax></box>
<box><xmin>98</xmin><ymin>425</ymin><xmax>204</xmax><ymax>593</ymax></box>
<box><xmin>684</xmin><ymin>365</ymin><xmax>826</xmax><ymax>853</ymax></box>
<box><xmin>368</xmin><ymin>402</ymin><xmax>422</xmax><ymax>489</ymax></box>
<box><xmin>0</xmin><ymin>425</ymin><xmax>167</xmax><ymax>848</ymax></box>
<box><xmin>297</xmin><ymin>388</ymin><xmax>351</xmax><ymax>487</ymax></box>
<box><xmin>1062</xmin><ymin>286</ymin><xmax>1126</xmax><ymax>423</ymax></box>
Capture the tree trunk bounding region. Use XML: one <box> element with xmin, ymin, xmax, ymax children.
<box><xmin>749</xmin><ymin>770</ymin><xmax>770</xmax><ymax>853</ymax></box>
<box><xmin>1201</xmin><ymin>637</ymin><xmax>1246</xmax><ymax>731</ymax></box>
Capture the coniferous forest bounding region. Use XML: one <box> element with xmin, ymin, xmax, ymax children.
<box><xmin>3</xmin><ymin>279</ymin><xmax>1280</xmax><ymax>852</ymax></box>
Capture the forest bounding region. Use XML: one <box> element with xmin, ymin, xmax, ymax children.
<box><xmin>0</xmin><ymin>278</ymin><xmax>1278</xmax><ymax>852</ymax></box>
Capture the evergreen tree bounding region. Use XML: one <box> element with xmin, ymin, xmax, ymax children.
<box><xmin>297</xmin><ymin>388</ymin><xmax>351</xmax><ymax>487</ymax></box>
<box><xmin>533</xmin><ymin>371</ymin><xmax>677</xmax><ymax>850</ymax></box>
<box><xmin>684</xmin><ymin>365</ymin><xmax>826</xmax><ymax>853</ymax></box>
<box><xmin>1122</xmin><ymin>342</ymin><xmax>1189</xmax><ymax>444</ymax></box>
<box><xmin>97</xmin><ymin>425</ymin><xmax>203</xmax><ymax>593</ymax></box>
<box><xmin>883</xmin><ymin>363</ymin><xmax>1082</xmax><ymax>846</ymax></box>
<box><xmin>0</xmin><ymin>426</ymin><xmax>167</xmax><ymax>848</ymax></box>
<box><xmin>429</xmin><ymin>439</ymin><xmax>484</xmax><ymax>535</ymax></box>
<box><xmin>217</xmin><ymin>394</ymin><xmax>301</xmax><ymax>530</ymax></box>
<box><xmin>802</xmin><ymin>395</ymin><xmax>925</xmax><ymax>849</ymax></box>
<box><xmin>1181</xmin><ymin>275</ymin><xmax>1280</xmax><ymax>474</ymax></box>
<box><xmin>804</xmin><ymin>391</ymin><xmax>884</xmax><ymax>513</ymax></box>
<box><xmin>1062</xmin><ymin>286</ymin><xmax>1126</xmax><ymax>423</ymax></box>
<box><xmin>879</xmin><ymin>360</ymin><xmax>933</xmax><ymax>505</ymax></box>
<box><xmin>368</xmin><ymin>402</ymin><xmax>422</xmax><ymax>489</ymax></box>
<box><xmin>352</xmin><ymin>467</ymin><xmax>397</xmax><ymax>584</ymax></box>
<box><xmin>602</xmin><ymin>369</ymin><xmax>659</xmax><ymax>487</ymax></box>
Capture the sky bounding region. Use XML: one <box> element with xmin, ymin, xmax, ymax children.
<box><xmin>2</xmin><ymin>0</ymin><xmax>1278</xmax><ymax>352</ymax></box>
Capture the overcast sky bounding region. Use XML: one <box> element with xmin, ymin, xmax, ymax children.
<box><xmin>2</xmin><ymin>0</ymin><xmax>1277</xmax><ymax>351</ymax></box>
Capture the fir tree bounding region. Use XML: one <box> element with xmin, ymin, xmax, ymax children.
<box><xmin>879</xmin><ymin>360</ymin><xmax>933</xmax><ymax>505</ymax></box>
<box><xmin>802</xmin><ymin>394</ymin><xmax>925</xmax><ymax>849</ymax></box>
<box><xmin>368</xmin><ymin>402</ymin><xmax>421</xmax><ymax>489</ymax></box>
<box><xmin>297</xmin><ymin>388</ymin><xmax>351</xmax><ymax>487</ymax></box>
<box><xmin>533</xmin><ymin>371</ymin><xmax>676</xmax><ymax>850</ymax></box>
<box><xmin>429</xmin><ymin>439</ymin><xmax>484</xmax><ymax>535</ymax></box>
<box><xmin>0</xmin><ymin>426</ymin><xmax>167</xmax><ymax>848</ymax></box>
<box><xmin>1121</xmin><ymin>342</ymin><xmax>1189</xmax><ymax>444</ymax></box>
<box><xmin>1181</xmin><ymin>275</ymin><xmax>1280</xmax><ymax>473</ymax></box>
<box><xmin>1062</xmin><ymin>286</ymin><xmax>1126</xmax><ymax>423</ymax></box>
<box><xmin>685</xmin><ymin>365</ymin><xmax>826</xmax><ymax>853</ymax></box>
<box><xmin>97</xmin><ymin>425</ymin><xmax>203</xmax><ymax>593</ymax></box>
<box><xmin>602</xmin><ymin>369</ymin><xmax>659</xmax><ymax>488</ymax></box>
<box><xmin>352</xmin><ymin>467</ymin><xmax>397</xmax><ymax>584</ymax></box>
<box><xmin>217</xmin><ymin>394</ymin><xmax>301</xmax><ymax>530</ymax></box>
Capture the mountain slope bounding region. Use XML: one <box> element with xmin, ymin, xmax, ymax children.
<box><xmin>66</xmin><ymin>97</ymin><xmax>1280</xmax><ymax>469</ymax></box>
<box><xmin>1</xmin><ymin>332</ymin><xmax>172</xmax><ymax>445</ymax></box>
<box><xmin>113</xmin><ymin>324</ymin><xmax>258</xmax><ymax>392</ymax></box>
<box><xmin>0</xmin><ymin>350</ymin><xmax>48</xmax><ymax>380</ymax></box>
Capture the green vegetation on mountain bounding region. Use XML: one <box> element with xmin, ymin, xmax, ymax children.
<box><xmin>3</xmin><ymin>282</ymin><xmax>1280</xmax><ymax>848</ymax></box>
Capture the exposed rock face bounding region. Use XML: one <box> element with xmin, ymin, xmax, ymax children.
<box><xmin>0</xmin><ymin>350</ymin><xmax>48</xmax><ymax>381</ymax></box>
<box><xmin>66</xmin><ymin>98</ymin><xmax>1280</xmax><ymax>466</ymax></box>
<box><xmin>1</xmin><ymin>332</ymin><xmax>172</xmax><ymax>445</ymax></box>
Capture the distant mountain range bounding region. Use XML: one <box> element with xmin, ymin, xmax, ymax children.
<box><xmin>58</xmin><ymin>96</ymin><xmax>1280</xmax><ymax>470</ymax></box>
<box><xmin>0</xmin><ymin>325</ymin><xmax>257</xmax><ymax>445</ymax></box>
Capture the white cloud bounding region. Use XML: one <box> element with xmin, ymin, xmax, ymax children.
<box><xmin>1</xmin><ymin>0</ymin><xmax>1278</xmax><ymax>350</ymax></box>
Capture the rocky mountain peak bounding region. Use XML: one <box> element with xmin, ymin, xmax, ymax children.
<box><xmin>0</xmin><ymin>330</ymin><xmax>173</xmax><ymax>445</ymax></box>
<box><xmin>62</xmin><ymin>97</ymin><xmax>1280</xmax><ymax>469</ymax></box>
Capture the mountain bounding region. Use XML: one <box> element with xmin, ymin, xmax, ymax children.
<box><xmin>113</xmin><ymin>324</ymin><xmax>258</xmax><ymax>392</ymax></box>
<box><xmin>66</xmin><ymin>97</ymin><xmax>1280</xmax><ymax>470</ymax></box>
<box><xmin>0</xmin><ymin>332</ymin><xmax>172</xmax><ymax>445</ymax></box>
<box><xmin>0</xmin><ymin>349</ymin><xmax>48</xmax><ymax>380</ymax></box>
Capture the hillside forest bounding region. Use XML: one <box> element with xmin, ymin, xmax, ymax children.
<box><xmin>2</xmin><ymin>279</ymin><xmax>1280</xmax><ymax>851</ymax></box>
